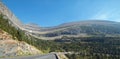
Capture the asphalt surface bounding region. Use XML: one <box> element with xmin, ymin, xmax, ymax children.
<box><xmin>0</xmin><ymin>54</ymin><xmax>58</xmax><ymax>59</ymax></box>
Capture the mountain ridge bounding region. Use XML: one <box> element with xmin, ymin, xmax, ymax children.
<box><xmin>24</xmin><ymin>20</ymin><xmax>120</xmax><ymax>40</ymax></box>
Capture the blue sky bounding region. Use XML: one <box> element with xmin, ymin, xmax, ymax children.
<box><xmin>2</xmin><ymin>0</ymin><xmax>120</xmax><ymax>27</ymax></box>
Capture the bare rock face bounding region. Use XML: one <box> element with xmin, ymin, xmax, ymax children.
<box><xmin>0</xmin><ymin>29</ymin><xmax>42</xmax><ymax>57</ymax></box>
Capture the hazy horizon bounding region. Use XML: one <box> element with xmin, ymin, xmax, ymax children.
<box><xmin>3</xmin><ymin>0</ymin><xmax>120</xmax><ymax>27</ymax></box>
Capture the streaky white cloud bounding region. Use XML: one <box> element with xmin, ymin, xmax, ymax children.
<box><xmin>93</xmin><ymin>14</ymin><xmax>109</xmax><ymax>20</ymax></box>
<box><xmin>91</xmin><ymin>9</ymin><xmax>113</xmax><ymax>20</ymax></box>
<box><xmin>90</xmin><ymin>8</ymin><xmax>120</xmax><ymax>22</ymax></box>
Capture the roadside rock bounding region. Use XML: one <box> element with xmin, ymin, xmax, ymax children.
<box><xmin>0</xmin><ymin>29</ymin><xmax>42</xmax><ymax>57</ymax></box>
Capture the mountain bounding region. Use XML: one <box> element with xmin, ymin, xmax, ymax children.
<box><xmin>26</xmin><ymin>20</ymin><xmax>120</xmax><ymax>40</ymax></box>
<box><xmin>0</xmin><ymin>2</ymin><xmax>43</xmax><ymax>57</ymax></box>
<box><xmin>0</xmin><ymin>1</ymin><xmax>69</xmax><ymax>59</ymax></box>
<box><xmin>0</xmin><ymin>2</ymin><xmax>23</xmax><ymax>29</ymax></box>
<box><xmin>23</xmin><ymin>20</ymin><xmax>120</xmax><ymax>59</ymax></box>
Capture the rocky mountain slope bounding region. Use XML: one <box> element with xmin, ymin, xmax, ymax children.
<box><xmin>26</xmin><ymin>20</ymin><xmax>120</xmax><ymax>40</ymax></box>
<box><xmin>0</xmin><ymin>1</ymin><xmax>43</xmax><ymax>58</ymax></box>
<box><xmin>0</xmin><ymin>29</ymin><xmax>42</xmax><ymax>57</ymax></box>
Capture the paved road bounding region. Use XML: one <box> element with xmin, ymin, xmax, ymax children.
<box><xmin>0</xmin><ymin>54</ymin><xmax>58</xmax><ymax>59</ymax></box>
